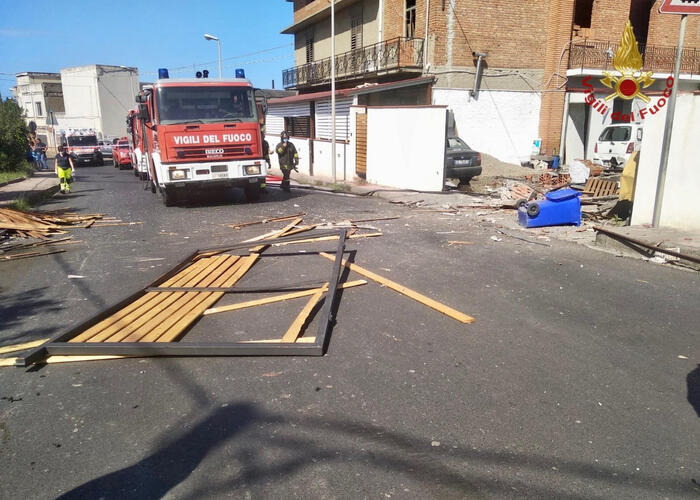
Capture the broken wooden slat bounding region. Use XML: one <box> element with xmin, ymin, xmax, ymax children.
<box><xmin>240</xmin><ymin>337</ymin><xmax>316</xmax><ymax>344</ymax></box>
<box><xmin>319</xmin><ymin>252</ymin><xmax>475</xmax><ymax>324</ymax></box>
<box><xmin>203</xmin><ymin>279</ymin><xmax>367</xmax><ymax>315</ymax></box>
<box><xmin>271</xmin><ymin>231</ymin><xmax>382</xmax><ymax>247</ymax></box>
<box><xmin>281</xmin><ymin>286</ymin><xmax>327</xmax><ymax>343</ymax></box>
<box><xmin>0</xmin><ymin>338</ymin><xmax>50</xmax><ymax>355</ymax></box>
<box><xmin>226</xmin><ymin>212</ymin><xmax>305</xmax><ymax>230</ymax></box>
<box><xmin>1</xmin><ymin>249</ymin><xmax>66</xmax><ymax>261</ymax></box>
<box><xmin>0</xmin><ymin>355</ymin><xmax>127</xmax><ymax>367</ymax></box>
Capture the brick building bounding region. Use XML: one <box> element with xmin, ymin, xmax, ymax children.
<box><xmin>280</xmin><ymin>0</ymin><xmax>700</xmax><ymax>165</ymax></box>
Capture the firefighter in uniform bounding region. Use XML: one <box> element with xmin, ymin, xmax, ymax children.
<box><xmin>275</xmin><ymin>131</ymin><xmax>298</xmax><ymax>192</ymax></box>
<box><xmin>55</xmin><ymin>144</ymin><xmax>76</xmax><ymax>194</ymax></box>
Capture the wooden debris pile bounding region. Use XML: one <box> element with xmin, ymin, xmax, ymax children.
<box><xmin>0</xmin><ymin>208</ymin><xmax>127</xmax><ymax>239</ymax></box>
<box><xmin>5</xmin><ymin>213</ymin><xmax>475</xmax><ymax>367</ymax></box>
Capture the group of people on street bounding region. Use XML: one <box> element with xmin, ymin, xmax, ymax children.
<box><xmin>30</xmin><ymin>129</ymin><xmax>296</xmax><ymax>197</ymax></box>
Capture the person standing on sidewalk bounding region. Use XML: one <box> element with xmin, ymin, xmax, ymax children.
<box><xmin>35</xmin><ymin>139</ymin><xmax>48</xmax><ymax>170</ymax></box>
<box><xmin>55</xmin><ymin>144</ymin><xmax>76</xmax><ymax>194</ymax></box>
<box><xmin>275</xmin><ymin>131</ymin><xmax>298</xmax><ymax>192</ymax></box>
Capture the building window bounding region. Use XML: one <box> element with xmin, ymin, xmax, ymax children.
<box><xmin>351</xmin><ymin>14</ymin><xmax>363</xmax><ymax>50</ymax></box>
<box><xmin>284</xmin><ymin>116</ymin><xmax>311</xmax><ymax>138</ymax></box>
<box><xmin>573</xmin><ymin>0</ymin><xmax>593</xmax><ymax>29</ymax></box>
<box><xmin>305</xmin><ymin>36</ymin><xmax>314</xmax><ymax>63</ymax></box>
<box><xmin>405</xmin><ymin>0</ymin><xmax>416</xmax><ymax>38</ymax></box>
<box><xmin>35</xmin><ymin>102</ymin><xmax>43</xmax><ymax>116</ymax></box>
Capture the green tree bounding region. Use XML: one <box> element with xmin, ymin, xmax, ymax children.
<box><xmin>0</xmin><ymin>99</ymin><xmax>30</xmax><ymax>172</ymax></box>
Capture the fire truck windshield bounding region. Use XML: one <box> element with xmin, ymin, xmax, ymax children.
<box><xmin>156</xmin><ymin>86</ymin><xmax>258</xmax><ymax>125</ymax></box>
<box><xmin>66</xmin><ymin>135</ymin><xmax>98</xmax><ymax>146</ymax></box>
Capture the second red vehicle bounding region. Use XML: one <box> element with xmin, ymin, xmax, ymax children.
<box><xmin>112</xmin><ymin>139</ymin><xmax>132</xmax><ymax>169</ymax></box>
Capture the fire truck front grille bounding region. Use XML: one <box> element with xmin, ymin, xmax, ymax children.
<box><xmin>174</xmin><ymin>144</ymin><xmax>253</xmax><ymax>161</ymax></box>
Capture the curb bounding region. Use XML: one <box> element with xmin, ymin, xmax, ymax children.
<box><xmin>0</xmin><ymin>173</ymin><xmax>32</xmax><ymax>189</ymax></box>
<box><xmin>0</xmin><ymin>184</ymin><xmax>59</xmax><ymax>208</ymax></box>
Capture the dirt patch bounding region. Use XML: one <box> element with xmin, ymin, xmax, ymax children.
<box><xmin>467</xmin><ymin>154</ymin><xmax>534</xmax><ymax>194</ymax></box>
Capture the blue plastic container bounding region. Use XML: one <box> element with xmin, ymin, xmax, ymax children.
<box><xmin>518</xmin><ymin>188</ymin><xmax>582</xmax><ymax>228</ymax></box>
<box><xmin>551</xmin><ymin>155</ymin><xmax>560</xmax><ymax>169</ymax></box>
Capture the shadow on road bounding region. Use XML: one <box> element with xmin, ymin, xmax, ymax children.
<box><xmin>0</xmin><ymin>287</ymin><xmax>60</xmax><ymax>344</ymax></box>
<box><xmin>56</xmin><ymin>398</ymin><xmax>697</xmax><ymax>498</ymax></box>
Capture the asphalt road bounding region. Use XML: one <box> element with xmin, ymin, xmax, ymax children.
<box><xmin>1</xmin><ymin>164</ymin><xmax>698</xmax><ymax>499</ymax></box>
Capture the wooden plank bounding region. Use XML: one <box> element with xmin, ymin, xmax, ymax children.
<box><xmin>240</xmin><ymin>337</ymin><xmax>316</xmax><ymax>344</ymax></box>
<box><xmin>0</xmin><ymin>355</ymin><xmax>128</xmax><ymax>367</ymax></box>
<box><xmin>203</xmin><ymin>280</ymin><xmax>367</xmax><ymax>315</ymax></box>
<box><xmin>1</xmin><ymin>249</ymin><xmax>66</xmax><ymax>261</ymax></box>
<box><xmin>319</xmin><ymin>252</ymin><xmax>475</xmax><ymax>324</ymax></box>
<box><xmin>112</xmin><ymin>255</ymin><xmax>241</xmax><ymax>343</ymax></box>
<box><xmin>69</xmin><ymin>257</ymin><xmax>216</xmax><ymax>342</ymax></box>
<box><xmin>153</xmin><ymin>254</ymin><xmax>260</xmax><ymax>342</ymax></box>
<box><xmin>226</xmin><ymin>212</ymin><xmax>305</xmax><ymax>230</ymax></box>
<box><xmin>0</xmin><ymin>338</ymin><xmax>50</xmax><ymax>355</ymax></box>
<box><xmin>271</xmin><ymin>232</ymin><xmax>381</xmax><ymax>247</ymax></box>
<box><xmin>281</xmin><ymin>286</ymin><xmax>326</xmax><ymax>343</ymax></box>
<box><xmin>0</xmin><ymin>222</ymin><xmax>60</xmax><ymax>231</ymax></box>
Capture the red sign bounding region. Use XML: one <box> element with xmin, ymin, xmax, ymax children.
<box><xmin>659</xmin><ymin>0</ymin><xmax>700</xmax><ymax>14</ymax></box>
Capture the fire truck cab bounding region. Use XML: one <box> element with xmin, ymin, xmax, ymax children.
<box><xmin>134</xmin><ymin>75</ymin><xmax>267</xmax><ymax>205</ymax></box>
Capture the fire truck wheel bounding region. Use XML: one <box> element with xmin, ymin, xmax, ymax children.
<box><xmin>244</xmin><ymin>184</ymin><xmax>261</xmax><ymax>202</ymax></box>
<box><xmin>161</xmin><ymin>188</ymin><xmax>177</xmax><ymax>207</ymax></box>
<box><xmin>141</xmin><ymin>172</ymin><xmax>148</xmax><ymax>181</ymax></box>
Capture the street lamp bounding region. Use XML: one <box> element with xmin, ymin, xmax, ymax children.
<box><xmin>204</xmin><ymin>33</ymin><xmax>222</xmax><ymax>79</ymax></box>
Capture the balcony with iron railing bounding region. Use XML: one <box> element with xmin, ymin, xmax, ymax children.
<box><xmin>283</xmin><ymin>37</ymin><xmax>424</xmax><ymax>89</ymax></box>
<box><xmin>569</xmin><ymin>40</ymin><xmax>700</xmax><ymax>76</ymax></box>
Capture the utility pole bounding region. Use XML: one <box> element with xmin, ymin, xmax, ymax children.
<box><xmin>331</xmin><ymin>0</ymin><xmax>337</xmax><ymax>183</ymax></box>
<box><xmin>652</xmin><ymin>14</ymin><xmax>686</xmax><ymax>227</ymax></box>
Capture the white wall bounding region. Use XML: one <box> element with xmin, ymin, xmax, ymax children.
<box><xmin>365</xmin><ymin>107</ymin><xmax>447</xmax><ymax>191</ymax></box>
<box><xmin>97</xmin><ymin>69</ymin><xmax>139</xmax><ymax>138</ymax></box>
<box><xmin>60</xmin><ymin>66</ymin><xmax>139</xmax><ymax>139</ymax></box>
<box><xmin>432</xmin><ymin>88</ymin><xmax>541</xmax><ymax>165</ymax></box>
<box><xmin>313</xmin><ymin>140</ymin><xmax>349</xmax><ymax>180</ymax></box>
<box><xmin>61</xmin><ymin>67</ymin><xmax>101</xmax><ymax>133</ymax></box>
<box><xmin>631</xmin><ymin>94</ymin><xmax>700</xmax><ymax>230</ymax></box>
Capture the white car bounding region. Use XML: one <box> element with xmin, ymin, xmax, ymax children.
<box><xmin>593</xmin><ymin>124</ymin><xmax>643</xmax><ymax>169</ymax></box>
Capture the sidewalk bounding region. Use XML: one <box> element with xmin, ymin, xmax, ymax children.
<box><xmin>274</xmin><ymin>167</ymin><xmax>700</xmax><ymax>270</ymax></box>
<box><xmin>0</xmin><ymin>170</ymin><xmax>58</xmax><ymax>207</ymax></box>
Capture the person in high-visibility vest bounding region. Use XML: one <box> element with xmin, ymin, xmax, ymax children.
<box><xmin>55</xmin><ymin>144</ymin><xmax>76</xmax><ymax>194</ymax></box>
<box><xmin>275</xmin><ymin>131</ymin><xmax>298</xmax><ymax>192</ymax></box>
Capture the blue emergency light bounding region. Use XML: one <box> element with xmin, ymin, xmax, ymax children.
<box><xmin>235</xmin><ymin>68</ymin><xmax>245</xmax><ymax>78</ymax></box>
<box><xmin>158</xmin><ymin>68</ymin><xmax>170</xmax><ymax>79</ymax></box>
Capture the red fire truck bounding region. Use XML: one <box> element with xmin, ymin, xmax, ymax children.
<box><xmin>126</xmin><ymin>109</ymin><xmax>147</xmax><ymax>180</ymax></box>
<box><xmin>133</xmin><ymin>72</ymin><xmax>267</xmax><ymax>205</ymax></box>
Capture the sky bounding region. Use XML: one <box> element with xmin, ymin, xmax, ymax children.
<box><xmin>0</xmin><ymin>0</ymin><xmax>296</xmax><ymax>99</ymax></box>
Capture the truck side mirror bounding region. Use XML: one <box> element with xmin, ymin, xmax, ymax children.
<box><xmin>138</xmin><ymin>104</ymin><xmax>149</xmax><ymax>120</ymax></box>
